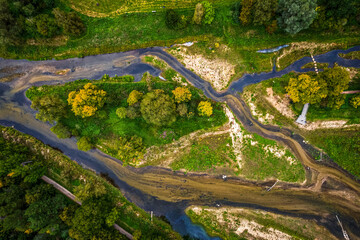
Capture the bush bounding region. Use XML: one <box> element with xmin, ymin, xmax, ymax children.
<box><xmin>50</xmin><ymin>123</ymin><xmax>71</xmax><ymax>139</ymax></box>
<box><xmin>198</xmin><ymin>101</ymin><xmax>213</xmax><ymax>117</ymax></box>
<box><xmin>202</xmin><ymin>1</ymin><xmax>215</xmax><ymax>25</ymax></box>
<box><xmin>77</xmin><ymin>136</ymin><xmax>93</xmax><ymax>151</ymax></box>
<box><xmin>116</xmin><ymin>107</ymin><xmax>127</xmax><ymax>119</ymax></box>
<box><xmin>193</xmin><ymin>3</ymin><xmax>205</xmax><ymax>24</ymax></box>
<box><xmin>165</xmin><ymin>9</ymin><xmax>180</xmax><ymax>29</ymax></box>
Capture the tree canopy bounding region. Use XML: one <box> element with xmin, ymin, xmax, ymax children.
<box><xmin>239</xmin><ymin>0</ymin><xmax>255</xmax><ymax>25</ymax></box>
<box><xmin>193</xmin><ymin>3</ymin><xmax>205</xmax><ymax>24</ymax></box>
<box><xmin>172</xmin><ymin>87</ymin><xmax>192</xmax><ymax>103</ymax></box>
<box><xmin>127</xmin><ymin>90</ymin><xmax>143</xmax><ymax>106</ymax></box>
<box><xmin>67</xmin><ymin>83</ymin><xmax>107</xmax><ymax>118</ymax></box>
<box><xmin>198</xmin><ymin>101</ymin><xmax>213</xmax><ymax>117</ymax></box>
<box><xmin>277</xmin><ymin>0</ymin><xmax>317</xmax><ymax>34</ymax></box>
<box><xmin>202</xmin><ymin>1</ymin><xmax>215</xmax><ymax>25</ymax></box>
<box><xmin>253</xmin><ymin>0</ymin><xmax>278</xmax><ymax>25</ymax></box>
<box><xmin>31</xmin><ymin>95</ymin><xmax>67</xmax><ymax>123</ymax></box>
<box><xmin>286</xmin><ymin>74</ymin><xmax>327</xmax><ymax>104</ymax></box>
<box><xmin>140</xmin><ymin>90</ymin><xmax>176</xmax><ymax>126</ymax></box>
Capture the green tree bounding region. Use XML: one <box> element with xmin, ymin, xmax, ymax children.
<box><xmin>285</xmin><ymin>74</ymin><xmax>328</xmax><ymax>104</ymax></box>
<box><xmin>165</xmin><ymin>9</ymin><xmax>180</xmax><ymax>29</ymax></box>
<box><xmin>127</xmin><ymin>106</ymin><xmax>140</xmax><ymax>119</ymax></box>
<box><xmin>202</xmin><ymin>1</ymin><xmax>215</xmax><ymax>25</ymax></box>
<box><xmin>140</xmin><ymin>90</ymin><xmax>176</xmax><ymax>126</ymax></box>
<box><xmin>52</xmin><ymin>8</ymin><xmax>85</xmax><ymax>36</ymax></box>
<box><xmin>277</xmin><ymin>0</ymin><xmax>317</xmax><ymax>34</ymax></box>
<box><xmin>73</xmin><ymin>176</ymin><xmax>106</xmax><ymax>201</ymax></box>
<box><xmin>177</xmin><ymin>103</ymin><xmax>188</xmax><ymax>117</ymax></box>
<box><xmin>67</xmin><ymin>83</ymin><xmax>106</xmax><ymax>118</ymax></box>
<box><xmin>77</xmin><ymin>136</ymin><xmax>93</xmax><ymax>151</ymax></box>
<box><xmin>193</xmin><ymin>3</ymin><xmax>205</xmax><ymax>24</ymax></box>
<box><xmin>35</xmin><ymin>14</ymin><xmax>58</xmax><ymax>37</ymax></box>
<box><xmin>116</xmin><ymin>107</ymin><xmax>127</xmax><ymax>119</ymax></box>
<box><xmin>253</xmin><ymin>0</ymin><xmax>278</xmax><ymax>25</ymax></box>
<box><xmin>198</xmin><ymin>101</ymin><xmax>213</xmax><ymax>117</ymax></box>
<box><xmin>31</xmin><ymin>95</ymin><xmax>67</xmax><ymax>123</ymax></box>
<box><xmin>319</xmin><ymin>66</ymin><xmax>350</xmax><ymax>109</ymax></box>
<box><xmin>127</xmin><ymin>90</ymin><xmax>143</xmax><ymax>106</ymax></box>
<box><xmin>350</xmin><ymin>95</ymin><xmax>360</xmax><ymax>108</ymax></box>
<box><xmin>51</xmin><ymin>123</ymin><xmax>71</xmax><ymax>139</ymax></box>
<box><xmin>239</xmin><ymin>0</ymin><xmax>255</xmax><ymax>25</ymax></box>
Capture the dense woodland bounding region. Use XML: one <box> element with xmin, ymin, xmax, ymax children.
<box><xmin>0</xmin><ymin>127</ymin><xmax>183</xmax><ymax>239</ymax></box>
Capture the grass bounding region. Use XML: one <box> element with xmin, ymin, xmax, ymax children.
<box><xmin>170</xmin><ymin>135</ymin><xmax>235</xmax><ymax>172</ymax></box>
<box><xmin>301</xmin><ymin>62</ymin><xmax>329</xmax><ymax>69</ymax></box>
<box><xmin>305</xmin><ymin>130</ymin><xmax>360</xmax><ymax>178</ymax></box>
<box><xmin>240</xmin><ymin>128</ymin><xmax>305</xmax><ymax>183</ymax></box>
<box><xmin>339</xmin><ymin>51</ymin><xmax>360</xmax><ymax>60</ymax></box>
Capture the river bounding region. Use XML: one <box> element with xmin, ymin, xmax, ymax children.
<box><xmin>0</xmin><ymin>46</ymin><xmax>359</xmax><ymax>239</ymax></box>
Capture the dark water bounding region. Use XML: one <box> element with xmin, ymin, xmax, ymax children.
<box><xmin>0</xmin><ymin>45</ymin><xmax>360</xmax><ymax>239</ymax></box>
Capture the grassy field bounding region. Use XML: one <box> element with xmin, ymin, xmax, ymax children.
<box><xmin>63</xmin><ymin>0</ymin><xmax>240</xmax><ymax>17</ymax></box>
<box><xmin>186</xmin><ymin>206</ymin><xmax>337</xmax><ymax>240</ymax></box>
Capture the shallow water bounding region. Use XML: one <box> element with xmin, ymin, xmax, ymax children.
<box><xmin>0</xmin><ymin>46</ymin><xmax>359</xmax><ymax>239</ymax></box>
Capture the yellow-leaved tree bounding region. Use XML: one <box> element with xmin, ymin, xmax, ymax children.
<box><xmin>67</xmin><ymin>83</ymin><xmax>106</xmax><ymax>118</ymax></box>
<box><xmin>127</xmin><ymin>90</ymin><xmax>143</xmax><ymax>106</ymax></box>
<box><xmin>172</xmin><ymin>87</ymin><xmax>192</xmax><ymax>103</ymax></box>
<box><xmin>198</xmin><ymin>101</ymin><xmax>213</xmax><ymax>116</ymax></box>
<box><xmin>285</xmin><ymin>74</ymin><xmax>327</xmax><ymax>104</ymax></box>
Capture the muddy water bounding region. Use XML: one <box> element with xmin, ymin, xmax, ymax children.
<box><xmin>0</xmin><ymin>46</ymin><xmax>360</xmax><ymax>239</ymax></box>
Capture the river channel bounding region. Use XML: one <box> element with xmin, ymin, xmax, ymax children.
<box><xmin>0</xmin><ymin>46</ymin><xmax>359</xmax><ymax>239</ymax></box>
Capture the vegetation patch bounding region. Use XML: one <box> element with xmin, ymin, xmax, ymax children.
<box><xmin>0</xmin><ymin>126</ymin><xmax>181</xmax><ymax>239</ymax></box>
<box><xmin>340</xmin><ymin>51</ymin><xmax>360</xmax><ymax>60</ymax></box>
<box><xmin>301</xmin><ymin>62</ymin><xmax>329</xmax><ymax>69</ymax></box>
<box><xmin>186</xmin><ymin>206</ymin><xmax>337</xmax><ymax>240</ymax></box>
<box><xmin>26</xmin><ymin>74</ymin><xmax>227</xmax><ymax>166</ymax></box>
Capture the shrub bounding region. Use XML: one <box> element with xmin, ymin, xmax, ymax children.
<box><xmin>116</xmin><ymin>107</ymin><xmax>127</xmax><ymax>119</ymax></box>
<box><xmin>77</xmin><ymin>136</ymin><xmax>93</xmax><ymax>151</ymax></box>
<box><xmin>172</xmin><ymin>87</ymin><xmax>192</xmax><ymax>103</ymax></box>
<box><xmin>127</xmin><ymin>90</ymin><xmax>143</xmax><ymax>106</ymax></box>
<box><xmin>50</xmin><ymin>123</ymin><xmax>71</xmax><ymax>139</ymax></box>
<box><xmin>202</xmin><ymin>1</ymin><xmax>215</xmax><ymax>25</ymax></box>
<box><xmin>177</xmin><ymin>103</ymin><xmax>188</xmax><ymax>117</ymax></box>
<box><xmin>193</xmin><ymin>3</ymin><xmax>205</xmax><ymax>24</ymax></box>
<box><xmin>351</xmin><ymin>95</ymin><xmax>360</xmax><ymax>108</ymax></box>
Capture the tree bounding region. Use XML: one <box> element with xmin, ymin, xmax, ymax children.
<box><xmin>165</xmin><ymin>9</ymin><xmax>180</xmax><ymax>29</ymax></box>
<box><xmin>193</xmin><ymin>3</ymin><xmax>205</xmax><ymax>24</ymax></box>
<box><xmin>116</xmin><ymin>107</ymin><xmax>127</xmax><ymax>119</ymax></box>
<box><xmin>253</xmin><ymin>0</ymin><xmax>278</xmax><ymax>25</ymax></box>
<box><xmin>285</xmin><ymin>74</ymin><xmax>328</xmax><ymax>104</ymax></box>
<box><xmin>319</xmin><ymin>66</ymin><xmax>350</xmax><ymax>109</ymax></box>
<box><xmin>67</xmin><ymin>83</ymin><xmax>106</xmax><ymax>118</ymax></box>
<box><xmin>52</xmin><ymin>8</ymin><xmax>85</xmax><ymax>36</ymax></box>
<box><xmin>202</xmin><ymin>1</ymin><xmax>215</xmax><ymax>25</ymax></box>
<box><xmin>277</xmin><ymin>0</ymin><xmax>317</xmax><ymax>34</ymax></box>
<box><xmin>77</xmin><ymin>136</ymin><xmax>93</xmax><ymax>151</ymax></box>
<box><xmin>318</xmin><ymin>0</ymin><xmax>356</xmax><ymax>20</ymax></box>
<box><xmin>351</xmin><ymin>95</ymin><xmax>360</xmax><ymax>108</ymax></box>
<box><xmin>172</xmin><ymin>87</ymin><xmax>192</xmax><ymax>103</ymax></box>
<box><xmin>51</xmin><ymin>123</ymin><xmax>71</xmax><ymax>139</ymax></box>
<box><xmin>140</xmin><ymin>90</ymin><xmax>176</xmax><ymax>126</ymax></box>
<box><xmin>31</xmin><ymin>95</ymin><xmax>67</xmax><ymax>123</ymax></box>
<box><xmin>198</xmin><ymin>101</ymin><xmax>213</xmax><ymax>116</ymax></box>
<box><xmin>73</xmin><ymin>176</ymin><xmax>106</xmax><ymax>201</ymax></box>
<box><xmin>127</xmin><ymin>90</ymin><xmax>143</xmax><ymax>106</ymax></box>
<box><xmin>35</xmin><ymin>14</ymin><xmax>58</xmax><ymax>37</ymax></box>
<box><xmin>177</xmin><ymin>103</ymin><xmax>188</xmax><ymax>117</ymax></box>
<box><xmin>127</xmin><ymin>106</ymin><xmax>140</xmax><ymax>119</ymax></box>
<box><xmin>239</xmin><ymin>0</ymin><xmax>255</xmax><ymax>25</ymax></box>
